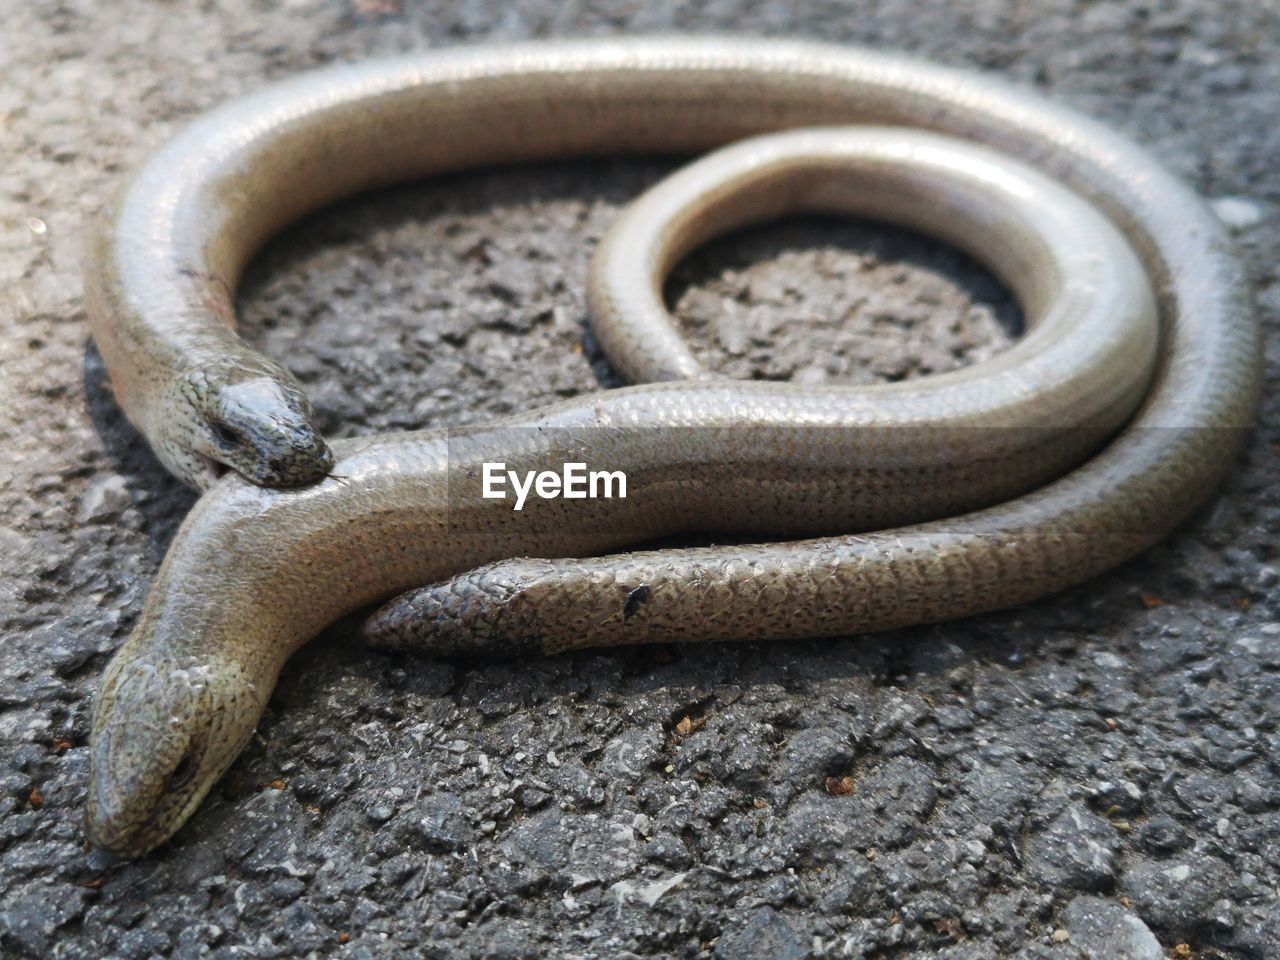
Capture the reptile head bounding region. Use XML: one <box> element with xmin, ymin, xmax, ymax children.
<box><xmin>157</xmin><ymin>357</ymin><xmax>334</xmax><ymax>490</ymax></box>
<box><xmin>86</xmin><ymin>651</ymin><xmax>265</xmax><ymax>858</ymax></box>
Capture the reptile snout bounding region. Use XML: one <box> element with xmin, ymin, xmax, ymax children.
<box><xmin>84</xmin><ymin>771</ymin><xmax>149</xmax><ymax>857</ymax></box>
<box><xmin>259</xmin><ymin>434</ymin><xmax>335</xmax><ymax>487</ymax></box>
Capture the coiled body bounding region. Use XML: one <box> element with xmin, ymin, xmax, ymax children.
<box><xmin>85</xmin><ymin>38</ymin><xmax>1260</xmax><ymax>858</ymax></box>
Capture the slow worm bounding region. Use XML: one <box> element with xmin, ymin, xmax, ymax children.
<box><xmin>84</xmin><ymin>38</ymin><xmax>1260</xmax><ymax>857</ymax></box>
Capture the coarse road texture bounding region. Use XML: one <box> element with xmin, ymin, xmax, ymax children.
<box><xmin>1</xmin><ymin>1</ymin><xmax>1277</xmax><ymax>958</ymax></box>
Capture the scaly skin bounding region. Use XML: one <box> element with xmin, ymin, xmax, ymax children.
<box><xmin>85</xmin><ymin>39</ymin><xmax>1259</xmax><ymax>858</ymax></box>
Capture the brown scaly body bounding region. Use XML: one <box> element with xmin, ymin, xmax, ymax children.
<box><xmin>84</xmin><ymin>39</ymin><xmax>1259</xmax><ymax>857</ymax></box>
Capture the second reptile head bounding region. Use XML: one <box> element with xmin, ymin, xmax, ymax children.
<box><xmin>86</xmin><ymin>649</ymin><xmax>267</xmax><ymax>858</ymax></box>
<box><xmin>157</xmin><ymin>357</ymin><xmax>334</xmax><ymax>491</ymax></box>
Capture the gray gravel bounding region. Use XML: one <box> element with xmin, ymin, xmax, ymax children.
<box><xmin>2</xmin><ymin>1</ymin><xmax>1278</xmax><ymax>958</ymax></box>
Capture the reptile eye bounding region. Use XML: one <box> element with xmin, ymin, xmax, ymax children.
<box><xmin>167</xmin><ymin>753</ymin><xmax>196</xmax><ymax>791</ymax></box>
<box><xmin>214</xmin><ymin>424</ymin><xmax>241</xmax><ymax>446</ymax></box>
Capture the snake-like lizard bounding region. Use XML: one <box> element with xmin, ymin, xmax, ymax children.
<box><xmin>82</xmin><ymin>38</ymin><xmax>1260</xmax><ymax>857</ymax></box>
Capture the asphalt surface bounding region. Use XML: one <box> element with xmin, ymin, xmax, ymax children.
<box><xmin>1</xmin><ymin>1</ymin><xmax>1278</xmax><ymax>958</ymax></box>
